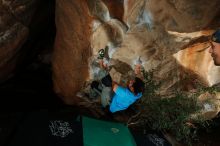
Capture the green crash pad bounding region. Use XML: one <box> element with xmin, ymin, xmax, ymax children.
<box><xmin>82</xmin><ymin>116</ymin><xmax>136</xmax><ymax>146</ymax></box>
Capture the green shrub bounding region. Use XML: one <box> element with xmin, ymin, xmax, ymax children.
<box><xmin>137</xmin><ymin>70</ymin><xmax>205</xmax><ymax>145</ymax></box>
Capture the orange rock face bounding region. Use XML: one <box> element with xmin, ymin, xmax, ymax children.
<box><xmin>53</xmin><ymin>0</ymin><xmax>220</xmax><ymax>104</ymax></box>
<box><xmin>53</xmin><ymin>0</ymin><xmax>92</xmax><ymax>104</ymax></box>
<box><xmin>102</xmin><ymin>0</ymin><xmax>124</xmax><ymax>21</ymax></box>
<box><xmin>174</xmin><ymin>41</ymin><xmax>220</xmax><ymax>86</ymax></box>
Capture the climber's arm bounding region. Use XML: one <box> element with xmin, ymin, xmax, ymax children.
<box><xmin>134</xmin><ymin>64</ymin><xmax>144</xmax><ymax>80</ymax></box>
<box><xmin>112</xmin><ymin>81</ymin><xmax>118</xmax><ymax>92</ymax></box>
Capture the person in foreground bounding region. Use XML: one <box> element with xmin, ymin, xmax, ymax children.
<box><xmin>209</xmin><ymin>29</ymin><xmax>220</xmax><ymax>66</ymax></box>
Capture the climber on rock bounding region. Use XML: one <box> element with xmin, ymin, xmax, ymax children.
<box><xmin>109</xmin><ymin>61</ymin><xmax>145</xmax><ymax>113</ymax></box>
<box><xmin>90</xmin><ymin>48</ymin><xmax>145</xmax><ymax>113</ymax></box>
<box><xmin>209</xmin><ymin>29</ymin><xmax>220</xmax><ymax>66</ymax></box>
<box><xmin>90</xmin><ymin>46</ymin><xmax>113</xmax><ymax>108</ymax></box>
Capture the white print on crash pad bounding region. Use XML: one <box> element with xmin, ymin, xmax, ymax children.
<box><xmin>49</xmin><ymin>120</ymin><xmax>73</xmax><ymax>138</ymax></box>
<box><xmin>147</xmin><ymin>134</ymin><xmax>165</xmax><ymax>146</ymax></box>
<box><xmin>111</xmin><ymin>127</ymin><xmax>119</xmax><ymax>134</ymax></box>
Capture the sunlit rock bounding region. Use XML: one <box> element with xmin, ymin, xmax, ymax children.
<box><xmin>91</xmin><ymin>19</ymin><xmax>127</xmax><ymax>56</ymax></box>
<box><xmin>172</xmin><ymin>30</ymin><xmax>220</xmax><ymax>86</ymax></box>
<box><xmin>124</xmin><ymin>0</ymin><xmax>220</xmax><ymax>32</ymax></box>
<box><xmin>191</xmin><ymin>92</ymin><xmax>220</xmax><ymax>120</ymax></box>
<box><xmin>87</xmin><ymin>0</ymin><xmax>110</xmax><ymax>22</ymax></box>
<box><xmin>53</xmin><ymin>0</ymin><xmax>220</xmax><ymax>113</ymax></box>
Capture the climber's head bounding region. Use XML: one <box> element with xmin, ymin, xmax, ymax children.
<box><xmin>128</xmin><ymin>77</ymin><xmax>145</xmax><ymax>95</ymax></box>
<box><xmin>209</xmin><ymin>29</ymin><xmax>220</xmax><ymax>66</ymax></box>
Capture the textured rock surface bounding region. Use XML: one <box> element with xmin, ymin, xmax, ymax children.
<box><xmin>123</xmin><ymin>0</ymin><xmax>220</xmax><ymax>32</ymax></box>
<box><xmin>173</xmin><ymin>39</ymin><xmax>220</xmax><ymax>86</ymax></box>
<box><xmin>192</xmin><ymin>92</ymin><xmax>220</xmax><ymax>120</ymax></box>
<box><xmin>53</xmin><ymin>0</ymin><xmax>92</xmax><ymax>104</ymax></box>
<box><xmin>0</xmin><ymin>0</ymin><xmax>40</xmax><ymax>82</ymax></box>
<box><xmin>53</xmin><ymin>0</ymin><xmax>220</xmax><ymax>114</ymax></box>
<box><xmin>90</xmin><ymin>1</ymin><xmax>220</xmax><ymax>95</ymax></box>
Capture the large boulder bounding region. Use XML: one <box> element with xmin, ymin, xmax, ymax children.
<box><xmin>53</xmin><ymin>0</ymin><xmax>92</xmax><ymax>104</ymax></box>
<box><xmin>53</xmin><ymin>0</ymin><xmax>220</xmax><ymax>110</ymax></box>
